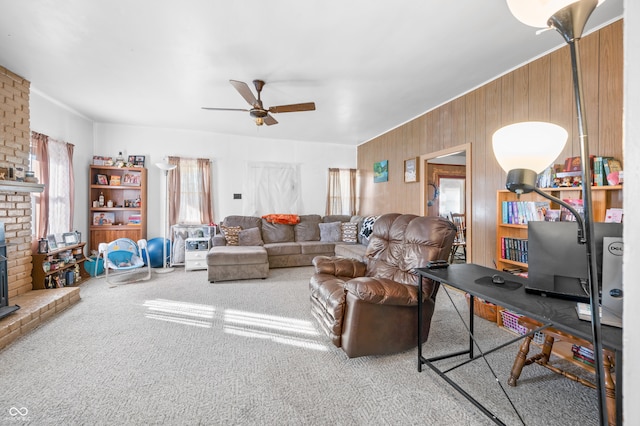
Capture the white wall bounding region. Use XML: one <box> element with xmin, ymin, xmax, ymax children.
<box><xmin>29</xmin><ymin>89</ymin><xmax>95</xmax><ymax>241</ymax></box>
<box><xmin>623</xmin><ymin>0</ymin><xmax>638</xmax><ymax>421</ymax></box>
<box><xmin>94</xmin><ymin>123</ymin><xmax>356</xmax><ymax>240</ymax></box>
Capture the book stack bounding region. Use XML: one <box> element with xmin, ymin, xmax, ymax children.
<box><xmin>571</xmin><ymin>344</ymin><xmax>595</xmax><ymax>368</ymax></box>
<box><xmin>500</xmin><ymin>237</ymin><xmax>528</xmax><ymax>263</ymax></box>
<box><xmin>501</xmin><ymin>201</ymin><xmax>550</xmax><ymax>224</ymax></box>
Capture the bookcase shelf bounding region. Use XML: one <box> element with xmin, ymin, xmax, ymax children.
<box><xmin>88</xmin><ymin>165</ymin><xmax>147</xmax><ymax>252</ymax></box>
<box><xmin>495</xmin><ymin>185</ymin><xmax>622</xmax><ymax>274</ymax></box>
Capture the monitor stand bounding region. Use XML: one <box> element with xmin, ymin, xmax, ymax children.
<box><xmin>525</xmin><ymin>275</ymin><xmax>590</xmax><ymax>303</ymax></box>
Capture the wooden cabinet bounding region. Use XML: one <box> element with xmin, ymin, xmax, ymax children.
<box><xmin>495</xmin><ymin>186</ymin><xmax>623</xmax><ymax>273</ymax></box>
<box><xmin>32</xmin><ymin>243</ymin><xmax>89</xmax><ymax>289</ymax></box>
<box><xmin>89</xmin><ymin>165</ymin><xmax>147</xmax><ymax>252</ymax></box>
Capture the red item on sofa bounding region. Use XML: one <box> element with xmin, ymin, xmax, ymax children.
<box><xmin>261</xmin><ymin>214</ymin><xmax>300</xmax><ymax>225</ymax></box>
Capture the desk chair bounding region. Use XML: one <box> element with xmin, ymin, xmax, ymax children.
<box><xmin>449</xmin><ymin>212</ymin><xmax>466</xmax><ymax>263</ymax></box>
<box><xmin>508</xmin><ymin>316</ymin><xmax>616</xmax><ymax>426</ymax></box>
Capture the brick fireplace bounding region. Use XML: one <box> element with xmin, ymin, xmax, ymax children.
<box><xmin>0</xmin><ymin>65</ymin><xmax>81</xmax><ymax>349</ymax></box>
<box><xmin>0</xmin><ymin>65</ymin><xmax>34</xmax><ymax>299</ymax></box>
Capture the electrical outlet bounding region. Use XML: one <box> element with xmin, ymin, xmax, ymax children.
<box><xmin>233</xmin><ymin>193</ymin><xmax>242</xmax><ymax>200</ymax></box>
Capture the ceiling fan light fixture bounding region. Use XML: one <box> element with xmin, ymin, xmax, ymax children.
<box><xmin>255</xmin><ymin>117</ymin><xmax>264</xmax><ymax>126</ymax></box>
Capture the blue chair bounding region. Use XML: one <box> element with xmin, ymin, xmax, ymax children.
<box><xmin>96</xmin><ymin>238</ymin><xmax>151</xmax><ymax>284</ymax></box>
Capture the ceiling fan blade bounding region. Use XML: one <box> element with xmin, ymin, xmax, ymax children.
<box><xmin>264</xmin><ymin>114</ymin><xmax>278</xmax><ymax>126</ymax></box>
<box><xmin>269</xmin><ymin>102</ymin><xmax>316</xmax><ymax>114</ymax></box>
<box><xmin>230</xmin><ymin>80</ymin><xmax>258</xmax><ymax>106</ymax></box>
<box><xmin>201</xmin><ymin>107</ymin><xmax>248</xmax><ymax>112</ymax></box>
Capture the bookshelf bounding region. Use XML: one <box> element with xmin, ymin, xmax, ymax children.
<box><xmin>495</xmin><ymin>185</ymin><xmax>622</xmax><ymax>273</ymax></box>
<box><xmin>88</xmin><ymin>165</ymin><xmax>148</xmax><ymax>252</ymax></box>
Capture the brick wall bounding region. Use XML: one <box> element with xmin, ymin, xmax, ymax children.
<box><xmin>0</xmin><ymin>65</ymin><xmax>34</xmax><ymax>297</ymax></box>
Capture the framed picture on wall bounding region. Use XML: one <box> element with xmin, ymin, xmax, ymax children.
<box><xmin>404</xmin><ymin>157</ymin><xmax>419</xmax><ymax>183</ymax></box>
<box><xmin>373</xmin><ymin>160</ymin><xmax>388</xmax><ymax>183</ymax></box>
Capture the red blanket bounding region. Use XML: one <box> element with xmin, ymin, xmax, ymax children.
<box><xmin>261</xmin><ymin>214</ymin><xmax>300</xmax><ymax>225</ymax></box>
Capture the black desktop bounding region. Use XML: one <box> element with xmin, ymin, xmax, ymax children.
<box><xmin>526</xmin><ymin>221</ymin><xmax>623</xmax><ymax>303</ymax></box>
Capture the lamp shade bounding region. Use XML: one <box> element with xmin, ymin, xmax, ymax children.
<box><xmin>155</xmin><ymin>162</ymin><xmax>177</xmax><ymax>172</ymax></box>
<box><xmin>506</xmin><ymin>0</ymin><xmax>606</xmax><ymax>28</ymax></box>
<box><xmin>492</xmin><ymin>122</ymin><xmax>568</xmax><ymax>174</ymax></box>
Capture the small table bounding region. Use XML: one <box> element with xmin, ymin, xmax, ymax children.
<box><xmin>415</xmin><ymin>263</ymin><xmax>622</xmax><ymax>426</ymax></box>
<box><xmin>184</xmin><ymin>237</ymin><xmax>209</xmax><ymax>271</ymax></box>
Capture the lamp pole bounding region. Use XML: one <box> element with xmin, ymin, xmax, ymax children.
<box><xmin>547</xmin><ymin>3</ymin><xmax>609</xmax><ymax>424</ymax></box>
<box><xmin>155</xmin><ymin>162</ymin><xmax>177</xmax><ymax>273</ymax></box>
<box><xmin>504</xmin><ymin>1</ymin><xmax>609</xmax><ymax>423</ymax></box>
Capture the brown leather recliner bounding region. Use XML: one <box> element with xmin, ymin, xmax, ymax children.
<box><xmin>309</xmin><ymin>213</ymin><xmax>456</xmax><ymax>358</ymax></box>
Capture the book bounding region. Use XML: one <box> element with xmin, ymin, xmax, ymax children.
<box><xmin>561</xmin><ymin>198</ymin><xmax>584</xmax><ymax>222</ymax></box>
<box><xmin>544</xmin><ymin>209</ymin><xmax>561</xmax><ymax>222</ymax></box>
<box><xmin>604</xmin><ymin>208</ymin><xmax>623</xmax><ymax>223</ymax></box>
<box><xmin>109</xmin><ymin>175</ymin><xmax>121</xmax><ymax>186</ymax></box>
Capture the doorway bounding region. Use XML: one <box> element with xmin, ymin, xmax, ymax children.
<box><xmin>420</xmin><ymin>143</ymin><xmax>471</xmax><ymax>263</ymax></box>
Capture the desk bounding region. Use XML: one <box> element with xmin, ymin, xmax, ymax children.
<box><xmin>415</xmin><ymin>263</ymin><xmax>622</xmax><ymax>425</ymax></box>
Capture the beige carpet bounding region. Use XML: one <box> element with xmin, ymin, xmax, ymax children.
<box><xmin>0</xmin><ymin>266</ymin><xmax>599</xmax><ymax>425</ymax></box>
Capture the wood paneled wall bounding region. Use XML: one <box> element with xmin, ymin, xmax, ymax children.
<box><xmin>357</xmin><ymin>20</ymin><xmax>623</xmax><ymax>268</ymax></box>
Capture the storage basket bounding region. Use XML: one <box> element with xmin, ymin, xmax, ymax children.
<box><xmin>465</xmin><ymin>294</ymin><xmax>499</xmax><ymax>322</ymax></box>
<box><xmin>499</xmin><ymin>309</ymin><xmax>545</xmax><ymax>345</ymax></box>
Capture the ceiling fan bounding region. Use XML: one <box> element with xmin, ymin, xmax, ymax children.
<box><xmin>202</xmin><ymin>79</ymin><xmax>316</xmax><ymax>126</ymax></box>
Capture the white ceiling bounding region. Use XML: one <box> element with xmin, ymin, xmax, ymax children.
<box><xmin>0</xmin><ymin>0</ymin><xmax>624</xmax><ymax>146</ymax></box>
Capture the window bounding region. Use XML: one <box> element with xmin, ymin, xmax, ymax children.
<box><xmin>244</xmin><ymin>162</ymin><xmax>301</xmax><ymax>216</ymax></box>
<box><xmin>167</xmin><ymin>157</ymin><xmax>213</xmax><ymax>225</ymax></box>
<box><xmin>438</xmin><ymin>177</ymin><xmax>465</xmax><ymax>217</ymax></box>
<box><xmin>30</xmin><ymin>132</ymin><xmax>75</xmax><ymax>240</ymax></box>
<box><xmin>326</xmin><ymin>168</ymin><xmax>357</xmax><ymax>215</ymax></box>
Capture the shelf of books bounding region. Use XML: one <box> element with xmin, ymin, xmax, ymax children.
<box><xmin>495</xmin><ymin>185</ymin><xmax>623</xmax><ymax>274</ymax></box>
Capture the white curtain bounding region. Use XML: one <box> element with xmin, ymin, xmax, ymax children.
<box><xmin>244</xmin><ymin>162</ymin><xmax>301</xmax><ymax>216</ymax></box>
<box><xmin>176</xmin><ymin>158</ymin><xmax>204</xmax><ymax>224</ymax></box>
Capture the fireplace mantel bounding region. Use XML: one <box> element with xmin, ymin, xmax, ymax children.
<box><xmin>0</xmin><ymin>180</ymin><xmax>45</xmax><ymax>193</ymax></box>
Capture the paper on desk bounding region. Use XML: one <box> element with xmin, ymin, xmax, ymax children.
<box><xmin>576</xmin><ymin>303</ymin><xmax>622</xmax><ymax>328</ymax></box>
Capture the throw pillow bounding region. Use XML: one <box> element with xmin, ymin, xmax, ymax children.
<box><xmin>220</xmin><ymin>225</ymin><xmax>242</xmax><ymax>246</ymax></box>
<box><xmin>360</xmin><ymin>215</ymin><xmax>379</xmax><ymax>239</ymax></box>
<box><xmin>319</xmin><ymin>221</ymin><xmax>341</xmax><ymax>242</ymax></box>
<box><xmin>238</xmin><ymin>227</ymin><xmax>264</xmax><ymax>246</ymax></box>
<box><xmin>294</xmin><ymin>217</ymin><xmax>321</xmax><ymax>242</ymax></box>
<box><xmin>340</xmin><ymin>222</ymin><xmax>358</xmax><ymax>243</ymax></box>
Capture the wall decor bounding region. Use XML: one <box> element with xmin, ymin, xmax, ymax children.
<box><xmin>62</xmin><ymin>232</ymin><xmax>79</xmax><ymax>246</ymax></box>
<box><xmin>93</xmin><ymin>212</ymin><xmax>115</xmax><ymax>226</ymax></box>
<box><xmin>95</xmin><ymin>174</ymin><xmax>108</xmax><ymax>185</ymax></box>
<box><xmin>404</xmin><ymin>157</ymin><xmax>419</xmax><ymax>183</ymax></box>
<box><xmin>122</xmin><ymin>171</ymin><xmax>142</xmax><ymax>186</ymax></box>
<box><xmin>46</xmin><ymin>234</ymin><xmax>58</xmax><ymax>250</ymax></box>
<box><xmin>373</xmin><ymin>160</ymin><xmax>388</xmax><ymax>183</ymax></box>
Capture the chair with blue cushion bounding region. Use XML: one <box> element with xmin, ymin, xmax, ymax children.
<box><xmin>96</xmin><ymin>238</ymin><xmax>151</xmax><ymax>284</ymax></box>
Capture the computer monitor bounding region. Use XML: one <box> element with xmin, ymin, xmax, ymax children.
<box><xmin>526</xmin><ymin>221</ymin><xmax>623</xmax><ymax>303</ymax></box>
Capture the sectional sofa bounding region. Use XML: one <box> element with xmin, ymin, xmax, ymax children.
<box><xmin>207</xmin><ymin>214</ymin><xmax>372</xmax><ymax>282</ymax></box>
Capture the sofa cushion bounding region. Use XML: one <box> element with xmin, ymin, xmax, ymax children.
<box><xmin>263</xmin><ymin>242</ymin><xmax>301</xmax><ymax>256</ymax></box>
<box><xmin>261</xmin><ymin>219</ymin><xmax>295</xmax><ymax>243</ymax></box>
<box><xmin>207</xmin><ymin>246</ymin><xmax>268</xmax><ymax>266</ymax></box>
<box><xmin>222</xmin><ymin>215</ymin><xmax>262</xmax><ymax>231</ymax></box>
<box><xmin>295</xmin><ymin>215</ymin><xmax>321</xmax><ymax>242</ymax></box>
<box><xmin>319</xmin><ymin>221</ymin><xmax>341</xmax><ymax>242</ymax></box>
<box><xmin>299</xmin><ymin>241</ymin><xmax>336</xmax><ymax>255</ymax></box>
<box><xmin>238</xmin><ymin>227</ymin><xmax>264</xmax><ymax>246</ymax></box>
<box><xmin>323</xmin><ymin>214</ymin><xmax>352</xmax><ymax>223</ymax></box>
<box><xmin>220</xmin><ymin>225</ymin><xmax>242</xmax><ymax>246</ymax></box>
<box><xmin>340</xmin><ymin>222</ymin><xmax>358</xmax><ymax>243</ymax></box>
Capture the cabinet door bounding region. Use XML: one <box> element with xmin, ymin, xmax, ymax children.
<box><xmin>91</xmin><ymin>228</ymin><xmax>141</xmax><ymax>251</ymax></box>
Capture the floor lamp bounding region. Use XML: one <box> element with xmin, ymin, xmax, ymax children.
<box><xmin>499</xmin><ymin>1</ymin><xmax>610</xmax><ymax>424</ymax></box>
<box><xmin>155</xmin><ymin>161</ymin><xmax>177</xmax><ymax>274</ymax></box>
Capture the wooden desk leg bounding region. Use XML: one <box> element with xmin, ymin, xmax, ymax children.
<box><xmin>508</xmin><ymin>335</ymin><xmax>532</xmax><ymax>387</ymax></box>
<box><xmin>603</xmin><ymin>351</ymin><xmax>616</xmax><ymax>426</ymax></box>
